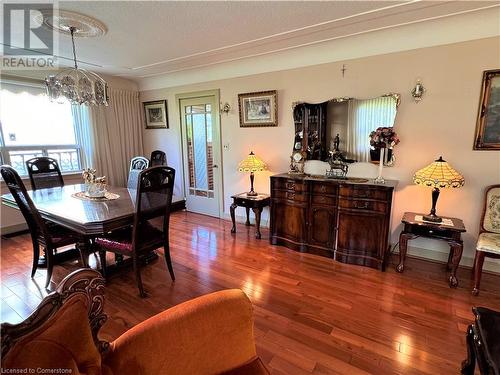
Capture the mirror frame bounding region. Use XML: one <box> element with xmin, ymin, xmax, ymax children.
<box><xmin>291</xmin><ymin>92</ymin><xmax>401</xmax><ymax>166</ymax></box>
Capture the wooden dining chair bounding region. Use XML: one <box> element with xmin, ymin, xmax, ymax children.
<box><xmin>26</xmin><ymin>157</ymin><xmax>64</xmax><ymax>190</ymax></box>
<box><xmin>95</xmin><ymin>166</ymin><xmax>176</xmax><ymax>297</ymax></box>
<box><xmin>472</xmin><ymin>184</ymin><xmax>500</xmax><ymax>296</ymax></box>
<box><xmin>0</xmin><ymin>165</ymin><xmax>86</xmax><ymax>288</ymax></box>
<box><xmin>150</xmin><ymin>150</ymin><xmax>167</xmax><ymax>166</ymax></box>
<box><xmin>127</xmin><ymin>156</ymin><xmax>149</xmax><ymax>189</ymax></box>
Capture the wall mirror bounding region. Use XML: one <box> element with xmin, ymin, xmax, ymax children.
<box><xmin>292</xmin><ymin>93</ymin><xmax>400</xmax><ymax>166</ymax></box>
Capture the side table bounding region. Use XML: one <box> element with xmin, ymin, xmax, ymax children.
<box><xmin>396</xmin><ymin>211</ymin><xmax>466</xmax><ymax>288</ymax></box>
<box><xmin>230</xmin><ymin>193</ymin><xmax>270</xmax><ymax>239</ymax></box>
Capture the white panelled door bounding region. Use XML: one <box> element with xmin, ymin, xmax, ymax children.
<box><xmin>179</xmin><ymin>94</ymin><xmax>222</xmax><ymax>217</ymax></box>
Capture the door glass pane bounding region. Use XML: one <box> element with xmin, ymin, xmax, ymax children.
<box><xmin>191</xmin><ymin>105</ymin><xmax>205</xmax><ymax>113</ymax></box>
<box><xmin>184</xmin><ymin>101</ymin><xmax>215</xmax><ymax>198</ymax></box>
<box><xmin>192</xmin><ymin>113</ymin><xmax>208</xmax><ymax>190</ymax></box>
<box><xmin>206</xmin><ymin>113</ymin><xmax>214</xmax><ymax>191</ymax></box>
<box><xmin>185</xmin><ymin>113</ymin><xmax>195</xmax><ymax>188</ymax></box>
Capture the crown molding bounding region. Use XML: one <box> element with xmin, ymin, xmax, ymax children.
<box><xmin>137</xmin><ymin>6</ymin><xmax>500</xmax><ymax>91</ymax></box>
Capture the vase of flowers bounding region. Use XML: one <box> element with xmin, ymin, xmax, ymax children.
<box><xmin>369</xmin><ymin>127</ymin><xmax>400</xmax><ymax>183</ymax></box>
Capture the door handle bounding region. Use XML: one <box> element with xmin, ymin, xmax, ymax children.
<box><xmin>213</xmin><ymin>164</ymin><xmax>219</xmax><ymax>168</ymax></box>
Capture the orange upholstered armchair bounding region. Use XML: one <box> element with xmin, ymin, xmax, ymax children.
<box><xmin>1</xmin><ymin>269</ymin><xmax>268</xmax><ymax>375</ymax></box>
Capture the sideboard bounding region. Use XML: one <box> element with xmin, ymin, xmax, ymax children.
<box><xmin>270</xmin><ymin>173</ymin><xmax>397</xmax><ymax>270</ymax></box>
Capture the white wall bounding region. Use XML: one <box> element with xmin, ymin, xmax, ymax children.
<box><xmin>141</xmin><ymin>37</ymin><xmax>500</xmax><ymax>272</ymax></box>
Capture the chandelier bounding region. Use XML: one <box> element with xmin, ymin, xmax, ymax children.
<box><xmin>45</xmin><ymin>26</ymin><xmax>109</xmax><ymax>106</ymax></box>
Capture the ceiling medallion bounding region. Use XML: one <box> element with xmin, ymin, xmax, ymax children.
<box><xmin>42</xmin><ymin>11</ymin><xmax>108</xmax><ymax>106</ymax></box>
<box><xmin>34</xmin><ymin>10</ymin><xmax>107</xmax><ymax>38</ymax></box>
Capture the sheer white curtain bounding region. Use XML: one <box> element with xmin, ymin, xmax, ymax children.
<box><xmin>72</xmin><ymin>105</ymin><xmax>93</xmax><ymax>169</ymax></box>
<box><xmin>346</xmin><ymin>96</ymin><xmax>397</xmax><ymax>162</ymax></box>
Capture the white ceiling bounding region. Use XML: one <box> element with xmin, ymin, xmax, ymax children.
<box><xmin>4</xmin><ymin>1</ymin><xmax>500</xmax><ymax>83</ymax></box>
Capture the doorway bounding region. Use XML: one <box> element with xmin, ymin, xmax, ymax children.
<box><xmin>178</xmin><ymin>90</ymin><xmax>223</xmax><ymax>217</ymax></box>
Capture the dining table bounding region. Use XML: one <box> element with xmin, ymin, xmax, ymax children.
<box><xmin>1</xmin><ymin>183</ymin><xmax>157</xmax><ymax>269</ymax></box>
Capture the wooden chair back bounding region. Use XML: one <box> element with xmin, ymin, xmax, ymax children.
<box><xmin>128</xmin><ymin>156</ymin><xmax>150</xmax><ymax>189</ymax></box>
<box><xmin>150</xmin><ymin>150</ymin><xmax>167</xmax><ymax>166</ymax></box>
<box><xmin>132</xmin><ymin>166</ymin><xmax>175</xmax><ymax>249</ymax></box>
<box><xmin>0</xmin><ymin>165</ymin><xmax>51</xmax><ymax>244</ymax></box>
<box><xmin>26</xmin><ymin>157</ymin><xmax>64</xmax><ymax>190</ymax></box>
<box><xmin>480</xmin><ymin>184</ymin><xmax>500</xmax><ymax>234</ymax></box>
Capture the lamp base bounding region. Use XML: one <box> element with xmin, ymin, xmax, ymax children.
<box><xmin>423</xmin><ymin>214</ymin><xmax>442</xmax><ymax>223</ymax></box>
<box><xmin>246</xmin><ymin>191</ymin><xmax>258</xmax><ymax>197</ymax></box>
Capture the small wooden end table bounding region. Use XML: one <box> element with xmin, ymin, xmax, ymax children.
<box><xmin>230</xmin><ymin>193</ymin><xmax>270</xmax><ymax>239</ymax></box>
<box><xmin>397</xmin><ymin>212</ymin><xmax>466</xmax><ymax>288</ymax></box>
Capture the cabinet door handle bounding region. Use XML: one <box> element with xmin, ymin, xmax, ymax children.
<box><xmin>286</xmin><ymin>192</ymin><xmax>296</xmax><ymax>200</ymax></box>
<box><xmin>320</xmin><ymin>185</ymin><xmax>326</xmax><ymax>193</ymax></box>
<box><xmin>286</xmin><ymin>182</ymin><xmax>296</xmax><ymax>190</ymax></box>
<box><xmin>354</xmin><ymin>201</ymin><xmax>369</xmax><ymax>209</ymax></box>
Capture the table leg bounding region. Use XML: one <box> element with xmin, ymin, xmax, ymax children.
<box><xmin>230</xmin><ymin>203</ymin><xmax>237</xmax><ymax>234</ymax></box>
<box><xmin>449</xmin><ymin>241</ymin><xmax>463</xmax><ymax>288</ymax></box>
<box><xmin>245</xmin><ymin>207</ymin><xmax>250</xmax><ymax>226</ymax></box>
<box><xmin>446</xmin><ymin>250</ymin><xmax>453</xmax><ymax>271</ymax></box>
<box><xmin>396</xmin><ymin>232</ymin><xmax>410</xmax><ymax>273</ymax></box>
<box><xmin>252</xmin><ymin>207</ymin><xmax>263</xmax><ymax>239</ymax></box>
<box><xmin>77</xmin><ymin>239</ymin><xmax>91</xmax><ymax>268</ymax></box>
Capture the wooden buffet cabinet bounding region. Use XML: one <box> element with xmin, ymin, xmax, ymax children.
<box><xmin>270</xmin><ymin>173</ymin><xmax>397</xmax><ymax>270</ymax></box>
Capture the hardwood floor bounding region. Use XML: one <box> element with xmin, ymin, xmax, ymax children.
<box><xmin>2</xmin><ymin>211</ymin><xmax>500</xmax><ymax>374</ymax></box>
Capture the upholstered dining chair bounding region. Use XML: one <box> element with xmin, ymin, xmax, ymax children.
<box><xmin>150</xmin><ymin>149</ymin><xmax>167</xmax><ymax>166</ymax></box>
<box><xmin>95</xmin><ymin>166</ymin><xmax>176</xmax><ymax>297</ymax></box>
<box><xmin>26</xmin><ymin>157</ymin><xmax>64</xmax><ymax>190</ymax></box>
<box><xmin>127</xmin><ymin>156</ymin><xmax>149</xmax><ymax>189</ymax></box>
<box><xmin>0</xmin><ymin>165</ymin><xmax>86</xmax><ymax>288</ymax></box>
<box><xmin>472</xmin><ymin>184</ymin><xmax>500</xmax><ymax>296</ymax></box>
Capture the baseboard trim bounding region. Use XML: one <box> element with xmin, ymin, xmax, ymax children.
<box><xmin>1</xmin><ymin>223</ymin><xmax>29</xmax><ymax>237</ymax></box>
<box><xmin>397</xmin><ymin>244</ymin><xmax>500</xmax><ymax>275</ymax></box>
<box><xmin>171</xmin><ymin>199</ymin><xmax>186</xmax><ymax>212</ymax></box>
<box><xmin>221</xmin><ymin>212</ymin><xmax>269</xmax><ymax>227</ymax></box>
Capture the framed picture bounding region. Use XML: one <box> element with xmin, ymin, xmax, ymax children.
<box><xmin>474</xmin><ymin>69</ymin><xmax>500</xmax><ymax>150</ymax></box>
<box><xmin>144</xmin><ymin>100</ymin><xmax>168</xmax><ymax>129</ymax></box>
<box><xmin>238</xmin><ymin>90</ymin><xmax>278</xmax><ymax>127</ymax></box>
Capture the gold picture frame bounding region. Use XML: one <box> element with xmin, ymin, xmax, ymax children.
<box><xmin>473</xmin><ymin>69</ymin><xmax>500</xmax><ymax>150</ymax></box>
<box><xmin>144</xmin><ymin>100</ymin><xmax>168</xmax><ymax>129</ymax></box>
<box><xmin>238</xmin><ymin>90</ymin><xmax>278</xmax><ymax>127</ymax></box>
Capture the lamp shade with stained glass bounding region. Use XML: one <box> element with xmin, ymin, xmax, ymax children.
<box><xmin>238</xmin><ymin>151</ymin><xmax>267</xmax><ymax>196</ymax></box>
<box><xmin>413</xmin><ymin>156</ymin><xmax>465</xmax><ymax>222</ymax></box>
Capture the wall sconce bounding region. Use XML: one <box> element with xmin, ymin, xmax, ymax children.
<box><xmin>411</xmin><ymin>79</ymin><xmax>425</xmax><ymax>102</ymax></box>
<box><xmin>221</xmin><ymin>102</ymin><xmax>231</xmax><ymax>114</ymax></box>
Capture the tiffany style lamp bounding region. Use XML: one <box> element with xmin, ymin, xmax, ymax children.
<box><xmin>413</xmin><ymin>156</ymin><xmax>465</xmax><ymax>222</ymax></box>
<box><xmin>238</xmin><ymin>151</ymin><xmax>267</xmax><ymax>196</ymax></box>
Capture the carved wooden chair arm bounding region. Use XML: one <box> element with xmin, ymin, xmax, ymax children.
<box><xmin>1</xmin><ymin>268</ymin><xmax>108</xmax><ymax>357</ymax></box>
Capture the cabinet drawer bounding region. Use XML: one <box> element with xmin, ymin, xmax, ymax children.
<box><xmin>312</xmin><ymin>183</ymin><xmax>337</xmax><ymax>196</ymax></box>
<box><xmin>273</xmin><ymin>190</ymin><xmax>308</xmax><ymax>202</ymax></box>
<box><xmin>339</xmin><ymin>185</ymin><xmax>388</xmax><ymax>201</ymax></box>
<box><xmin>273</xmin><ymin>178</ymin><xmax>308</xmax><ymax>192</ymax></box>
<box><xmin>408</xmin><ymin>224</ymin><xmax>456</xmax><ymax>239</ymax></box>
<box><xmin>311</xmin><ymin>195</ymin><xmax>336</xmax><ymax>206</ymax></box>
<box><xmin>339</xmin><ymin>198</ymin><xmax>387</xmax><ymax>213</ymax></box>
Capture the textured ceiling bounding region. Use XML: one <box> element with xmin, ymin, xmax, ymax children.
<box><xmin>5</xmin><ymin>1</ymin><xmax>499</xmax><ymax>79</ymax></box>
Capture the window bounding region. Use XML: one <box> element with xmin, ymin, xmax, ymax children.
<box><xmin>0</xmin><ymin>86</ymin><xmax>82</xmax><ymax>176</ymax></box>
